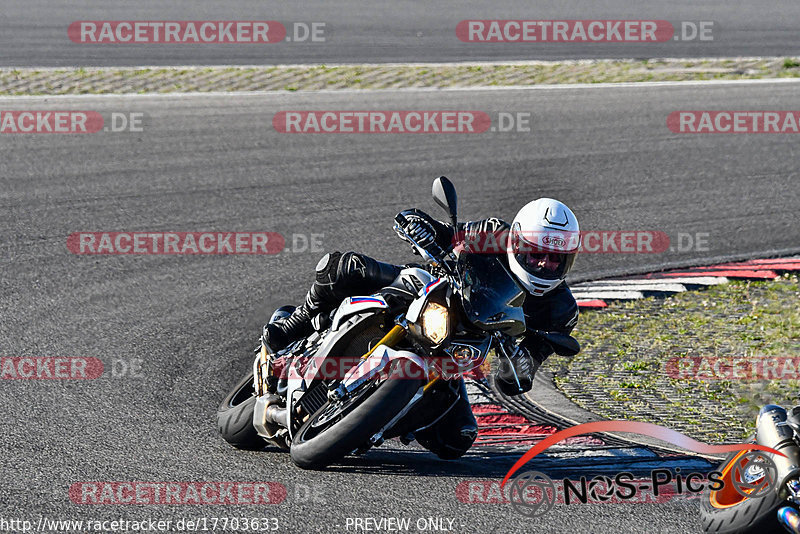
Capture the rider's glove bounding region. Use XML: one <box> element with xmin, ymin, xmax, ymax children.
<box><xmin>395</xmin><ymin>210</ymin><xmax>443</xmax><ymax>255</ymax></box>
<box><xmin>403</xmin><ymin>214</ymin><xmax>436</xmax><ymax>248</ymax></box>
<box><xmin>495</xmin><ymin>345</ymin><xmax>539</xmax><ymax>396</ymax></box>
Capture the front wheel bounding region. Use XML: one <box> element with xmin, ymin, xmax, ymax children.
<box><xmin>699</xmin><ymin>447</ymin><xmax>785</xmax><ymax>533</ymax></box>
<box><xmin>290</xmin><ymin>364</ymin><xmax>423</xmax><ymax>469</ymax></box>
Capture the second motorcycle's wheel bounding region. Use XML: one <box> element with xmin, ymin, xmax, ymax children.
<box><xmin>699</xmin><ymin>446</ymin><xmax>785</xmax><ymax>533</ymax></box>
<box><xmin>290</xmin><ymin>363</ymin><xmax>423</xmax><ymax>469</ymax></box>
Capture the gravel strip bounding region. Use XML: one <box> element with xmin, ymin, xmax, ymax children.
<box><xmin>2</xmin><ymin>57</ymin><xmax>800</xmax><ymax>95</ymax></box>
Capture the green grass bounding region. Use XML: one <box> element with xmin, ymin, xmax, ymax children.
<box><xmin>547</xmin><ymin>275</ymin><xmax>799</xmax><ymax>443</ymax></box>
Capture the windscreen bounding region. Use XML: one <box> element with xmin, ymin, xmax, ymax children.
<box><xmin>457</xmin><ymin>253</ymin><xmax>526</xmax><ymax>336</ymax></box>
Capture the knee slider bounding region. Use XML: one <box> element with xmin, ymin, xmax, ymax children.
<box><xmin>314</xmin><ymin>252</ymin><xmax>342</xmax><ymax>285</ymax></box>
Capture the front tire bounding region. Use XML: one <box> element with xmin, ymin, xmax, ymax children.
<box><xmin>699</xmin><ymin>447</ymin><xmax>785</xmax><ymax>533</ymax></box>
<box><xmin>290</xmin><ymin>364</ymin><xmax>423</xmax><ymax>469</ymax></box>
<box><xmin>216</xmin><ymin>372</ymin><xmax>264</xmax><ymax>450</ymax></box>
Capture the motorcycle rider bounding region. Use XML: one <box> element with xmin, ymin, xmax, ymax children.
<box><xmin>263</xmin><ymin>191</ymin><xmax>581</xmax><ymax>459</ymax></box>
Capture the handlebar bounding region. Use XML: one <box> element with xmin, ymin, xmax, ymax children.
<box><xmin>393</xmin><ymin>213</ymin><xmax>448</xmax><ymax>265</ymax></box>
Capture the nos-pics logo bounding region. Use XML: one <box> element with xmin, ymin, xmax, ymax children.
<box><xmin>501</xmin><ymin>421</ymin><xmax>783</xmax><ymax>518</ymax></box>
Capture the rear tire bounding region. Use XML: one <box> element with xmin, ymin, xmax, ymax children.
<box><xmin>290</xmin><ymin>364</ymin><xmax>423</xmax><ymax>469</ymax></box>
<box><xmin>699</xmin><ymin>446</ymin><xmax>785</xmax><ymax>533</ymax></box>
<box><xmin>216</xmin><ymin>372</ymin><xmax>264</xmax><ymax>450</ymax></box>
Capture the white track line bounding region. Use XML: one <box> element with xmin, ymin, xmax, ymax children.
<box><xmin>570</xmin><ymin>290</ymin><xmax>645</xmax><ymax>300</ymax></box>
<box><xmin>1</xmin><ymin>57</ymin><xmax>788</xmax><ymax>70</ymax></box>
<box><xmin>575</xmin><ymin>282</ymin><xmax>687</xmax><ymax>293</ymax></box>
<box><xmin>640</xmin><ymin>276</ymin><xmax>731</xmax><ymax>285</ymax></box>
<box><xmin>576</xmin><ymin>277</ymin><xmax>728</xmax><ymax>287</ymax></box>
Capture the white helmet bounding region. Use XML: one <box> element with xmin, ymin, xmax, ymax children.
<box><xmin>507</xmin><ymin>198</ymin><xmax>580</xmax><ymax>296</ymax></box>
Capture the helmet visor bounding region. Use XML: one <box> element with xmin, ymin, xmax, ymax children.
<box><xmin>513</xmin><ymin>250</ymin><xmax>575</xmax><ymax>280</ymax></box>
<box><xmin>511</xmin><ymin>228</ymin><xmax>577</xmax><ymax>280</ymax></box>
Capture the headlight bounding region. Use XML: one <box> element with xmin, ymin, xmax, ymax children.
<box><xmin>421</xmin><ymin>302</ymin><xmax>449</xmax><ymax>344</ymax></box>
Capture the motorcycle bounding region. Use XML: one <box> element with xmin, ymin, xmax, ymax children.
<box><xmin>700</xmin><ymin>404</ymin><xmax>800</xmax><ymax>533</ymax></box>
<box><xmin>216</xmin><ymin>176</ymin><xmax>580</xmax><ymax>469</ymax></box>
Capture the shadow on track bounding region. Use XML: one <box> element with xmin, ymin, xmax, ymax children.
<box><xmin>245</xmin><ymin>442</ymin><xmax>714</xmax><ymax>480</ymax></box>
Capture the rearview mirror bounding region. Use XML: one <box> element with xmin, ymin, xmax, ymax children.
<box><xmin>432</xmin><ymin>176</ymin><xmax>458</xmax><ymax>227</ymax></box>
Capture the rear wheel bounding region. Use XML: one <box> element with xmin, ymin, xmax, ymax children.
<box><xmin>216</xmin><ymin>372</ymin><xmax>264</xmax><ymax>450</ymax></box>
<box><xmin>699</xmin><ymin>446</ymin><xmax>785</xmax><ymax>533</ymax></box>
<box><xmin>290</xmin><ymin>363</ymin><xmax>423</xmax><ymax>469</ymax></box>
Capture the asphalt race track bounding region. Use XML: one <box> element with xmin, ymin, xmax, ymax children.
<box><xmin>1</xmin><ymin>82</ymin><xmax>799</xmax><ymax>533</ymax></box>
<box><xmin>2</xmin><ymin>0</ymin><xmax>800</xmax><ymax>66</ymax></box>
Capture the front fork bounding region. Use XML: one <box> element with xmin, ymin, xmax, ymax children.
<box><xmin>328</xmin><ymin>323</ymin><xmax>440</xmax><ymax>447</ymax></box>
<box><xmin>328</xmin><ymin>323</ymin><xmax>439</xmax><ymax>402</ymax></box>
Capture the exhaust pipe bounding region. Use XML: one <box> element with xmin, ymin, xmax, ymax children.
<box><xmin>253</xmin><ymin>394</ymin><xmax>287</xmax><ymax>440</ymax></box>
<box><xmin>757</xmin><ymin>405</ymin><xmax>800</xmax><ymax>497</ymax></box>
<box><xmin>264</xmin><ymin>403</ymin><xmax>287</xmax><ymax>426</ymax></box>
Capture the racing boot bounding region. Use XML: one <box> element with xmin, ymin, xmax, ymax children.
<box><xmin>263</xmin><ymin>251</ymin><xmax>401</xmax><ymax>352</ymax></box>
<box><xmin>415</xmin><ymin>380</ymin><xmax>478</xmax><ymax>460</ymax></box>
<box><xmin>262</xmin><ymin>280</ymin><xmax>335</xmax><ymax>352</ymax></box>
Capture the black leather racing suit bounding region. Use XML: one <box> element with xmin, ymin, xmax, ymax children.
<box><xmin>273</xmin><ymin>210</ymin><xmax>579</xmax><ymax>459</ymax></box>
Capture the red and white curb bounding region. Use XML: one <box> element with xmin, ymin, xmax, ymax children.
<box><xmin>574</xmin><ymin>256</ymin><xmax>800</xmax><ymax>308</ymax></box>
<box><xmin>459</xmin><ymin>380</ymin><xmax>713</xmax><ymax>473</ymax></box>
<box><xmin>466</xmin><ymin>381</ymin><xmax>604</xmax><ymax>451</ymax></box>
